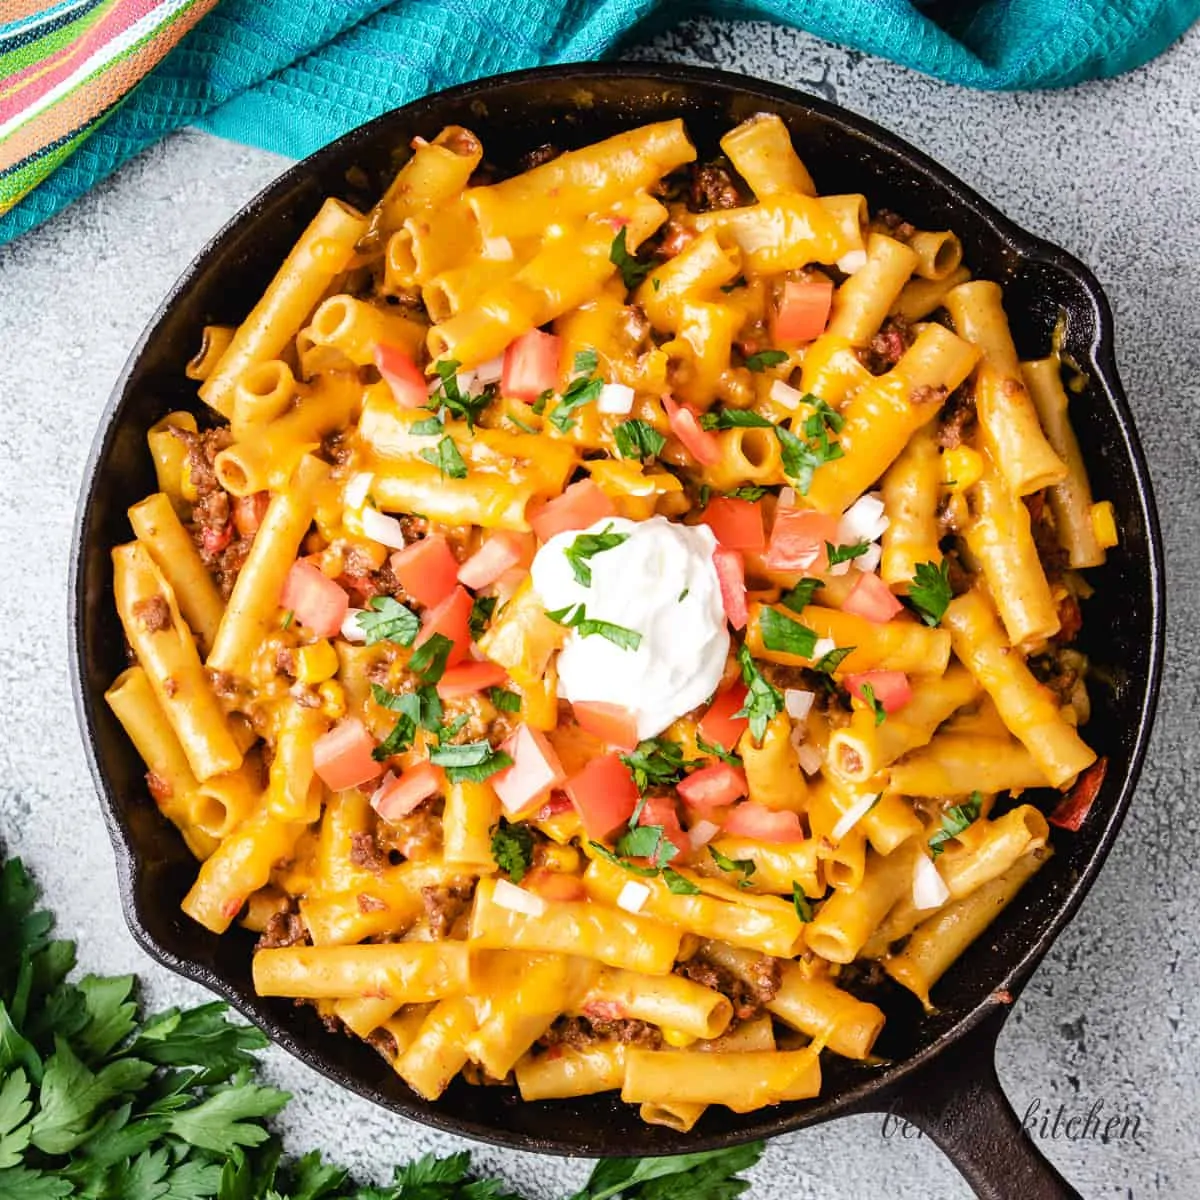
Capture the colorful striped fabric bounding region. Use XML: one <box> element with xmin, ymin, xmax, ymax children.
<box><xmin>2</xmin><ymin>0</ymin><xmax>1198</xmax><ymax>243</ymax></box>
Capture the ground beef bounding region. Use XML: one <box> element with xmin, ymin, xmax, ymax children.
<box><xmin>131</xmin><ymin>595</ymin><xmax>172</xmax><ymax>633</ymax></box>
<box><xmin>1029</xmin><ymin>650</ymin><xmax>1083</xmax><ymax>704</ymax></box>
<box><xmin>321</xmin><ymin>430</ymin><xmax>352</xmax><ymax>466</ymax></box>
<box><xmin>876</xmin><ymin>208</ymin><xmax>917</xmax><ymax>241</ymax></box>
<box><xmin>655</xmin><ymin>220</ymin><xmax>695</xmax><ymax>260</ymax></box>
<box><xmin>910</xmin><ymin>383</ymin><xmax>950</xmax><ymax>408</ymax></box>
<box><xmin>357</xmin><ymin>893</ymin><xmax>388</xmax><ymax>914</ymax></box>
<box><xmin>367</xmin><ymin>1027</ymin><xmax>398</xmax><ymax>1061</ymax></box>
<box><xmin>256</xmin><ymin>910</ymin><xmax>311</xmax><ymax>950</ymax></box>
<box><xmin>938</xmin><ymin>384</ymin><xmax>977</xmax><ymax>448</ymax></box>
<box><xmin>1026</xmin><ymin>491</ymin><xmax>1068</xmax><ymax>580</ymax></box>
<box><xmin>171</xmin><ymin>425</ymin><xmax>231</xmax><ymax>496</ymax></box>
<box><xmin>274</xmin><ymin>647</ymin><xmax>295</xmax><ymax>677</ymax></box>
<box><xmin>761</xmin><ymin>662</ymin><xmax>815</xmax><ymax>693</ymax></box>
<box><xmin>857</xmin><ymin>316</ymin><xmax>914</xmax><ymax>374</ymax></box>
<box><xmin>211</xmin><ymin>537</ymin><xmax>254</xmax><ymax>599</ymax></box>
<box><xmin>540</xmin><ymin>1015</ymin><xmax>663</xmax><ymax>1051</ymax></box>
<box><xmin>349</xmin><ymin>830</ymin><xmax>386</xmax><ymax>873</ymax></box>
<box><xmin>675</xmin><ymin>953</ymin><xmax>782</xmax><ymax>1021</ymax></box>
<box><xmin>519</xmin><ymin>143</ymin><xmax>561</xmax><ymax>171</ymax></box>
<box><xmin>376</xmin><ymin>807</ymin><xmax>442</xmax><ymax>862</ymax></box>
<box><xmin>421</xmin><ymin>881</ymin><xmax>475</xmax><ymax>939</ymax></box>
<box><xmin>688</xmin><ymin>162</ymin><xmax>742</xmax><ymax>212</ymax></box>
<box><xmin>1056</xmin><ymin>593</ymin><xmax>1083</xmax><ymax>643</ymax></box>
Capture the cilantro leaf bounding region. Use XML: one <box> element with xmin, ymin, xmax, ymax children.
<box><xmin>699</xmin><ymin>409</ymin><xmax>773</xmax><ymax>431</ymax></box>
<box><xmin>661</xmin><ymin>868</ymin><xmax>701</xmax><ymax>895</ymax></box>
<box><xmin>615</xmin><ymin>823</ymin><xmax>672</xmax><ymax>865</ymax></box>
<box><xmin>825</xmin><ymin>540</ymin><xmax>870</xmax><ymax>567</ymax></box>
<box><xmin>410</xmin><ymin>414</ymin><xmax>445</xmax><ymax>436</ymax></box>
<box><xmin>695</xmin><ymin>734</ymin><xmax>742</xmax><ymax>768</ymax></box>
<box><xmin>792</xmin><ymin>881</ymin><xmax>814</xmax><ymax>923</ymax></box>
<box><xmin>803</xmin><ymin>397</ymin><xmax>845</xmax><ymax>437</ymax></box>
<box><xmin>733</xmin><ymin>644</ymin><xmax>784</xmax><ymax>743</ymax></box>
<box><xmin>744</xmin><ymin>349</ymin><xmax>788</xmax><ymax>372</ymax></box>
<box><xmin>490</xmin><ymin>820</ymin><xmax>534</xmax><ymax>883</ymax></box>
<box><xmin>909</xmin><ymin>559</ymin><xmax>953</xmax><ymax>626</ymax></box>
<box><xmin>779</xmin><ymin>578</ymin><xmax>823</xmax><ymax>613</ymax></box>
<box><xmin>758</xmin><ymin>607</ymin><xmax>818</xmax><ymax>659</ymax></box>
<box><xmin>371</xmin><ymin>684</ymin><xmax>443</xmax><ymax>760</ymax></box>
<box><xmin>488</xmin><ymin>687</ymin><xmax>521</xmax><ymax>713</ymax></box>
<box><xmin>614</xmin><ymin>419</ymin><xmax>666</xmax><ymax>460</ymax></box>
<box><xmin>408</xmin><ymin>633</ymin><xmax>455</xmax><ymax>683</ymax></box>
<box><xmin>588</xmin><ymin>842</ymin><xmax>661</xmax><ymax>878</ymax></box>
<box><xmin>356</xmin><ymin>596</ymin><xmax>419</xmax><ymax>647</ymax></box>
<box><xmin>775</xmin><ymin>423</ymin><xmax>843</xmax><ymax>495</ymax></box>
<box><xmin>419</xmin><ymin>434</ymin><xmax>468</xmax><ymax>479</ymax></box>
<box><xmin>812</xmin><ymin>644</ymin><xmax>855</xmax><ymax>674</ymax></box>
<box><xmin>609</xmin><ymin>227</ymin><xmax>653</xmax><ymax>289</ymax></box>
<box><xmin>428</xmin><ymin>359</ymin><xmax>492</xmax><ymax>429</ymax></box>
<box><xmin>545</xmin><ymin>603</ymin><xmax>641</xmax><ymax>651</ymax></box>
<box><xmin>860</xmin><ymin>682</ymin><xmax>887</xmax><ymax>726</ymax></box>
<box><xmin>929</xmin><ymin>791</ymin><xmax>984</xmax><ymax>857</ymax></box>
<box><xmin>428</xmin><ymin>741</ymin><xmax>513</xmax><ymax>783</ymax></box>
<box><xmin>619</xmin><ymin>738</ymin><xmax>694</xmax><ymax>793</ymax></box>
<box><xmin>564</xmin><ymin>525</ymin><xmax>629</xmax><ymax>587</ymax></box>
<box><xmin>549</xmin><ymin>370</ymin><xmax>604</xmax><ymax>434</ymax></box>
<box><xmin>573</xmin><ymin>349</ymin><xmax>599</xmax><ymax>376</ymax></box>
<box><xmin>708</xmin><ymin>846</ymin><xmax>756</xmax><ymax>887</ymax></box>
<box><xmin>724</xmin><ymin>486</ymin><xmax>767</xmax><ymax>501</ymax></box>
<box><xmin>469</xmin><ymin>595</ymin><xmax>497</xmax><ymax>640</ymax></box>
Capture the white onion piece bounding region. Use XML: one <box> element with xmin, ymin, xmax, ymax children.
<box><xmin>779</xmin><ymin>486</ymin><xmax>796</xmax><ymax>508</ymax></box>
<box><xmin>796</xmin><ymin>741</ymin><xmax>824</xmax><ymax>776</ymax></box>
<box><xmin>687</xmin><ymin>819</ymin><xmax>721</xmax><ymax>850</ymax></box>
<box><xmin>493</xmin><ymin>879</ymin><xmax>547</xmax><ymax>917</ymax></box>
<box><xmin>482</xmin><ymin>235</ymin><xmax>514</xmax><ymax>261</ymax></box>
<box><xmin>456</xmin><ymin>369</ymin><xmax>479</xmax><ymax>396</ymax></box>
<box><xmin>343</xmin><ymin>471</ymin><xmax>374</xmax><ymax>509</ymax></box>
<box><xmin>858</xmin><ymin>543</ymin><xmax>883</xmax><ymax>573</ymax></box>
<box><xmin>837</xmin><ymin>248</ymin><xmax>868</xmax><ymax>274</ymax></box>
<box><xmin>476</xmin><ymin>353</ymin><xmax>506</xmax><ymax>384</ymax></box>
<box><xmin>811</xmin><ymin>636</ymin><xmax>836</xmax><ymax>660</ymax></box>
<box><xmin>361</xmin><ymin>507</ymin><xmax>408</xmax><ymax>549</ymax></box>
<box><xmin>828</xmin><ymin>559</ymin><xmax>853</xmax><ymax>577</ymax></box>
<box><xmin>784</xmin><ymin>688</ymin><xmax>816</xmax><ymax>722</ymax></box>
<box><xmin>427</xmin><ymin>376</ymin><xmax>442</xmax><ymax>396</ymax></box>
<box><xmin>769</xmin><ymin>379</ymin><xmax>805</xmax><ymax>410</ymax></box>
<box><xmin>616</xmin><ymin>880</ymin><xmax>652</xmax><ymax>913</ymax></box>
<box><xmin>912</xmin><ymin>854</ymin><xmax>950</xmax><ymax>910</ymax></box>
<box><xmin>839</xmin><ymin>494</ymin><xmax>890</xmax><ymax>544</ymax></box>
<box><xmin>831</xmin><ymin>791</ymin><xmax>880</xmax><ymax>842</ymax></box>
<box><xmin>597</xmin><ymin>383</ymin><xmax>635</xmax><ymax>415</ymax></box>
<box><xmin>341</xmin><ymin>608</ymin><xmax>367</xmax><ymax>643</ymax></box>
<box><xmin>369</xmin><ymin>771</ymin><xmax>396</xmax><ymax>809</ymax></box>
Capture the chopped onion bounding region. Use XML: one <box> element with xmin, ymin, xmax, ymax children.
<box><xmin>361</xmin><ymin>507</ymin><xmax>407</xmax><ymax>549</ymax></box>
<box><xmin>828</xmin><ymin>558</ymin><xmax>852</xmax><ymax>577</ymax></box>
<box><xmin>616</xmin><ymin>880</ymin><xmax>652</xmax><ymax>913</ymax></box>
<box><xmin>456</xmin><ymin>369</ymin><xmax>479</xmax><ymax>396</ymax></box>
<box><xmin>837</xmin><ymin>248</ymin><xmax>868</xmax><ymax>274</ymax></box>
<box><xmin>427</xmin><ymin>376</ymin><xmax>442</xmax><ymax>396</ymax></box>
<box><xmin>341</xmin><ymin>608</ymin><xmax>367</xmax><ymax>643</ymax></box>
<box><xmin>482</xmin><ymin>235</ymin><xmax>514</xmax><ymax>261</ymax></box>
<box><xmin>812</xmin><ymin>636</ymin><xmax>837</xmax><ymax>660</ymax></box>
<box><xmin>597</xmin><ymin>383</ymin><xmax>635</xmax><ymax>415</ymax></box>
<box><xmin>839</xmin><ymin>494</ymin><xmax>889</xmax><ymax>544</ymax></box>
<box><xmin>784</xmin><ymin>688</ymin><xmax>815</xmax><ymax>722</ymax></box>
<box><xmin>687</xmin><ymin>819</ymin><xmax>721</xmax><ymax>850</ymax></box>
<box><xmin>343</xmin><ymin>472</ymin><xmax>374</xmax><ymax>509</ymax></box>
<box><xmin>493</xmin><ymin>879</ymin><xmax>547</xmax><ymax>917</ymax></box>
<box><xmin>779</xmin><ymin>486</ymin><xmax>796</xmax><ymax>509</ymax></box>
<box><xmin>476</xmin><ymin>353</ymin><xmax>506</xmax><ymax>384</ymax></box>
<box><xmin>912</xmin><ymin>854</ymin><xmax>950</xmax><ymax>910</ymax></box>
<box><xmin>369</xmin><ymin>771</ymin><xmax>397</xmax><ymax>809</ymax></box>
<box><xmin>831</xmin><ymin>791</ymin><xmax>880</xmax><ymax>842</ymax></box>
<box><xmin>858</xmin><ymin>543</ymin><xmax>883</xmax><ymax>573</ymax></box>
<box><xmin>769</xmin><ymin>379</ymin><xmax>805</xmax><ymax>409</ymax></box>
<box><xmin>796</xmin><ymin>741</ymin><xmax>824</xmax><ymax>776</ymax></box>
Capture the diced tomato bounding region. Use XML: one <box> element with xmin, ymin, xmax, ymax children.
<box><xmin>374</xmin><ymin>343</ymin><xmax>428</xmax><ymax>408</ymax></box>
<box><xmin>639</xmin><ymin>794</ymin><xmax>689</xmax><ymax>859</ymax></box>
<box><xmin>1049</xmin><ymin>757</ymin><xmax>1108</xmax><ymax>832</ymax></box>
<box><xmin>842</xmin><ymin>572</ymin><xmax>904</xmax><ymax>623</ymax></box>
<box><xmin>491</xmin><ymin>724</ymin><xmax>568</xmax><ymax>816</ymax></box>
<box><xmin>845</xmin><ymin>670</ymin><xmax>912</xmax><ymax>713</ymax></box>
<box><xmin>280</xmin><ymin>560</ymin><xmax>350</xmax><ymax>637</ymax></box>
<box><xmin>571</xmin><ymin>700</ymin><xmax>639</xmax><ymax>750</ymax></box>
<box><xmin>765</xmin><ymin>507</ymin><xmax>840</xmax><ymax>574</ymax></box>
<box><xmin>371</xmin><ymin>762</ymin><xmax>444</xmax><ymax>822</ymax></box>
<box><xmin>313</xmin><ymin>718</ymin><xmax>383</xmax><ymax>790</ymax></box>
<box><xmin>232</xmin><ymin>492</ymin><xmax>269</xmax><ymax>537</ymax></box>
<box><xmin>677</xmin><ymin>763</ymin><xmax>749</xmax><ymax>813</ymax></box>
<box><xmin>662</xmin><ymin>396</ymin><xmax>721</xmax><ymax>466</ymax></box>
<box><xmin>502</xmin><ymin>329</ymin><xmax>561</xmax><ymax>401</ymax></box>
<box><xmin>528</xmin><ymin>480</ymin><xmax>617</xmax><ymax>542</ymax></box>
<box><xmin>457</xmin><ymin>532</ymin><xmax>535</xmax><ymax>590</ymax></box>
<box><xmin>771</xmin><ymin>279</ymin><xmax>834</xmax><ymax>345</ymax></box>
<box><xmin>699</xmin><ymin>685</ymin><xmax>749</xmax><ymax>752</ymax></box>
<box><xmin>534</xmin><ymin>793</ymin><xmax>573</xmax><ymax>821</ymax></box>
<box><xmin>702</xmin><ymin>497</ymin><xmax>765</xmax><ymax>552</ymax></box>
<box><xmin>389</xmin><ymin>535</ymin><xmax>460</xmax><ymax>608</ymax></box>
<box><xmin>523</xmin><ymin>867</ymin><xmax>588</xmax><ymax>902</ymax></box>
<box><xmin>415</xmin><ymin>585</ymin><xmax>473</xmax><ymax>666</ymax></box>
<box><xmin>721</xmin><ymin>802</ymin><xmax>804</xmax><ymax>842</ymax></box>
<box><xmin>436</xmin><ymin>661</ymin><xmax>508</xmax><ymax>700</ymax></box>
<box><xmin>565</xmin><ymin>753</ymin><xmax>640</xmax><ymax>839</ymax></box>
<box><xmin>713</xmin><ymin>547</ymin><xmax>748</xmax><ymax>630</ymax></box>
<box><xmin>201</xmin><ymin>523</ymin><xmax>232</xmax><ymax>555</ymax></box>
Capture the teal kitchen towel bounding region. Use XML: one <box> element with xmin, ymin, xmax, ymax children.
<box><xmin>2</xmin><ymin>0</ymin><xmax>1197</xmax><ymax>244</ymax></box>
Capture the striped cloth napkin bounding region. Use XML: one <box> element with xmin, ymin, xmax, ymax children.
<box><xmin>2</xmin><ymin>0</ymin><xmax>1198</xmax><ymax>244</ymax></box>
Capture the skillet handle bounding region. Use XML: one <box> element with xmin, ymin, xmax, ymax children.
<box><xmin>878</xmin><ymin>1007</ymin><xmax>1082</xmax><ymax>1200</ymax></box>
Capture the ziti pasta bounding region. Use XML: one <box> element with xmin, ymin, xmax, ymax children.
<box><xmin>108</xmin><ymin>113</ymin><xmax>1115</xmax><ymax>1125</ymax></box>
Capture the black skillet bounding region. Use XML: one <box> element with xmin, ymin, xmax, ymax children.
<box><xmin>70</xmin><ymin>63</ymin><xmax>1165</xmax><ymax>1198</ymax></box>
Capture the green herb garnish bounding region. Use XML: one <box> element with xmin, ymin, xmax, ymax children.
<box><xmin>619</xmin><ymin>738</ymin><xmax>695</xmax><ymax>793</ymax></box>
<box><xmin>909</xmin><ymin>559</ymin><xmax>953</xmax><ymax>626</ymax></box>
<box><xmin>779</xmin><ymin>578</ymin><xmax>824</xmax><ymax>613</ymax></box>
<box><xmin>825</xmin><ymin>540</ymin><xmax>870</xmax><ymax>567</ymax></box>
<box><xmin>428</xmin><ymin>740</ymin><xmax>513</xmax><ymax>783</ymax></box>
<box><xmin>564</xmin><ymin>524</ymin><xmax>629</xmax><ymax>587</ymax></box>
<box><xmin>488</xmin><ymin>687</ymin><xmax>522</xmax><ymax>713</ymax></box>
<box><xmin>469</xmin><ymin>595</ymin><xmax>497</xmax><ymax>640</ymax></box>
<box><xmin>420</xmin><ymin>434</ymin><xmax>468</xmax><ymax>479</ymax></box>
<box><xmin>792</xmin><ymin>881</ymin><xmax>815</xmax><ymax>922</ymax></box>
<box><xmin>733</xmin><ymin>644</ymin><xmax>784</xmax><ymax>743</ymax></box>
<box><xmin>744</xmin><ymin>349</ymin><xmax>788</xmax><ymax>372</ymax></box>
<box><xmin>709</xmin><ymin>845</ymin><xmax>756</xmax><ymax>887</ymax></box>
<box><xmin>929</xmin><ymin>791</ymin><xmax>984</xmax><ymax>857</ymax></box>
<box><xmin>859</xmin><ymin>682</ymin><xmax>887</xmax><ymax>726</ymax></box>
<box><xmin>614</xmin><ymin>419</ymin><xmax>666</xmax><ymax>460</ymax></box>
<box><xmin>609</xmin><ymin>227</ymin><xmax>653</xmax><ymax>289</ymax></box>
<box><xmin>408</xmin><ymin>632</ymin><xmax>455</xmax><ymax>683</ymax></box>
<box><xmin>758</xmin><ymin>607</ymin><xmax>819</xmax><ymax>659</ymax></box>
<box><xmin>545</xmin><ymin>603</ymin><xmax>641</xmax><ymax>651</ymax></box>
<box><xmin>356</xmin><ymin>595</ymin><xmax>420</xmax><ymax>647</ymax></box>
<box><xmin>490</xmin><ymin>818</ymin><xmax>534</xmax><ymax>882</ymax></box>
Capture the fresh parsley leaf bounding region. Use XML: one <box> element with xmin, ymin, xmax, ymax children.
<box><xmin>909</xmin><ymin>559</ymin><xmax>953</xmax><ymax>626</ymax></box>
<box><xmin>825</xmin><ymin>540</ymin><xmax>870</xmax><ymax>567</ymax></box>
<box><xmin>408</xmin><ymin>633</ymin><xmax>455</xmax><ymax>683</ymax></box>
<box><xmin>488</xmin><ymin>687</ymin><xmax>521</xmax><ymax>713</ymax></box>
<box><xmin>428</xmin><ymin>741</ymin><xmax>513</xmax><ymax>783</ymax></box>
<box><xmin>812</xmin><ymin>644</ymin><xmax>855</xmax><ymax>674</ymax></box>
<box><xmin>733</xmin><ymin>644</ymin><xmax>784</xmax><ymax>743</ymax></box>
<box><xmin>661</xmin><ymin>868</ymin><xmax>701</xmax><ymax>895</ymax></box>
<box><xmin>929</xmin><ymin>791</ymin><xmax>984</xmax><ymax>857</ymax></box>
<box><xmin>775</xmin><ymin>422</ymin><xmax>843</xmax><ymax>494</ymax></box>
<box><xmin>549</xmin><ymin>370</ymin><xmax>603</xmax><ymax>434</ymax></box>
<box><xmin>356</xmin><ymin>596</ymin><xmax>419</xmax><ymax>647</ymax></box>
<box><xmin>419</xmin><ymin>434</ymin><xmax>468</xmax><ymax>479</ymax></box>
<box><xmin>371</xmin><ymin>685</ymin><xmax>444</xmax><ymax>759</ymax></box>
<box><xmin>563</xmin><ymin>525</ymin><xmax>629</xmax><ymax>587</ymax></box>
<box><xmin>545</xmin><ymin>603</ymin><xmax>641</xmax><ymax>651</ymax></box>
<box><xmin>588</xmin><ymin>842</ymin><xmax>661</xmax><ymax>878</ymax></box>
<box><xmin>490</xmin><ymin>819</ymin><xmax>533</xmax><ymax>882</ymax></box>
<box><xmin>614</xmin><ymin>419</ymin><xmax>666</xmax><ymax>460</ymax></box>
<box><xmin>697</xmin><ymin>483</ymin><xmax>711</xmax><ymax>511</ymax></box>
<box><xmin>572</xmin><ymin>1143</ymin><xmax>765</xmax><ymax>1200</ymax></box>
<box><xmin>791</xmin><ymin>881</ymin><xmax>814</xmax><ymax>923</ymax></box>
<box><xmin>469</xmin><ymin>595</ymin><xmax>497</xmax><ymax>640</ymax></box>
<box><xmin>803</xmin><ymin>397</ymin><xmax>845</xmax><ymax>437</ymax></box>
<box><xmin>574</xmin><ymin>349</ymin><xmax>599</xmax><ymax>376</ymax></box>
<box><xmin>696</xmin><ymin>734</ymin><xmax>742</xmax><ymax>768</ymax></box>
<box><xmin>708</xmin><ymin>845</ymin><xmax>756</xmax><ymax>885</ymax></box>
<box><xmin>428</xmin><ymin>359</ymin><xmax>492</xmax><ymax>429</ymax></box>
<box><xmin>410</xmin><ymin>414</ymin><xmax>444</xmax><ymax>436</ymax></box>
<box><xmin>744</xmin><ymin>349</ymin><xmax>788</xmax><ymax>372</ymax></box>
<box><xmin>615</xmin><ymin>823</ymin><xmax>679</xmax><ymax>869</ymax></box>
<box><xmin>724</xmin><ymin>486</ymin><xmax>767</xmax><ymax>501</ymax></box>
<box><xmin>860</xmin><ymin>682</ymin><xmax>887</xmax><ymax>726</ymax></box>
<box><xmin>758</xmin><ymin>608</ymin><xmax>818</xmax><ymax>659</ymax></box>
<box><xmin>609</xmin><ymin>227</ymin><xmax>652</xmax><ymax>289</ymax></box>
<box><xmin>779</xmin><ymin>578</ymin><xmax>824</xmax><ymax>613</ymax></box>
<box><xmin>700</xmin><ymin>408</ymin><xmax>773</xmax><ymax>431</ymax></box>
<box><xmin>619</xmin><ymin>738</ymin><xmax>694</xmax><ymax>793</ymax></box>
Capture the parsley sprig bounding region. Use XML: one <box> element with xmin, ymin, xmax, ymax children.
<box><xmin>908</xmin><ymin>559</ymin><xmax>953</xmax><ymax>626</ymax></box>
<box><xmin>619</xmin><ymin>737</ymin><xmax>697</xmax><ymax>793</ymax></box>
<box><xmin>733</xmin><ymin>644</ymin><xmax>784</xmax><ymax>742</ymax></box>
<box><xmin>490</xmin><ymin>818</ymin><xmax>534</xmax><ymax>882</ymax></box>
<box><xmin>426</xmin><ymin>358</ymin><xmax>493</xmax><ymax>429</ymax></box>
<box><xmin>356</xmin><ymin>596</ymin><xmax>419</xmax><ymax>646</ymax></box>
<box><xmin>614</xmin><ymin>419</ymin><xmax>666</xmax><ymax>460</ymax></box>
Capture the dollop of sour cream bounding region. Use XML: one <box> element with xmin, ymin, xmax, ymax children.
<box><xmin>530</xmin><ymin>515</ymin><xmax>730</xmax><ymax>741</ymax></box>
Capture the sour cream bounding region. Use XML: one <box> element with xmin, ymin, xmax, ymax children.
<box><xmin>530</xmin><ymin>515</ymin><xmax>730</xmax><ymax>740</ymax></box>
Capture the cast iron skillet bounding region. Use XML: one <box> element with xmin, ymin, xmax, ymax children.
<box><xmin>71</xmin><ymin>63</ymin><xmax>1164</xmax><ymax>1198</ymax></box>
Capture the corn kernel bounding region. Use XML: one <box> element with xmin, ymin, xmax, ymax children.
<box><xmin>318</xmin><ymin>547</ymin><xmax>345</xmax><ymax>579</ymax></box>
<box><xmin>539</xmin><ymin>844</ymin><xmax>582</xmax><ymax>875</ymax></box>
<box><xmin>180</xmin><ymin>459</ymin><xmax>199</xmax><ymax>503</ymax></box>
<box><xmin>295</xmin><ymin>640</ymin><xmax>339</xmax><ymax>685</ymax></box>
<box><xmin>1091</xmin><ymin>500</ymin><xmax>1118</xmax><ymax>549</ymax></box>
<box><xmin>942</xmin><ymin>446</ymin><xmax>983</xmax><ymax>491</ymax></box>
<box><xmin>318</xmin><ymin>680</ymin><xmax>347</xmax><ymax>720</ymax></box>
<box><xmin>662</xmin><ymin>1028</ymin><xmax>697</xmax><ymax>1048</ymax></box>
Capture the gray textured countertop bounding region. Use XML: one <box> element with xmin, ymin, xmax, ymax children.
<box><xmin>1</xmin><ymin>16</ymin><xmax>1197</xmax><ymax>1200</ymax></box>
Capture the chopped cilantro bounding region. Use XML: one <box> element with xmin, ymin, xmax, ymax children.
<box><xmin>419</xmin><ymin>434</ymin><xmax>468</xmax><ymax>479</ymax></box>
<box><xmin>469</xmin><ymin>595</ymin><xmax>497</xmax><ymax>640</ymax></box>
<box><xmin>609</xmin><ymin>227</ymin><xmax>653</xmax><ymax>289</ymax></box>
<box><xmin>696</xmin><ymin>733</ymin><xmax>743</xmax><ymax>768</ymax></box>
<box><xmin>619</xmin><ymin>737</ymin><xmax>695</xmax><ymax>793</ymax></box>
<box><xmin>545</xmin><ymin>602</ymin><xmax>641</xmax><ymax>651</ymax></box>
<box><xmin>548</xmin><ymin>366</ymin><xmax>604</xmax><ymax>434</ymax></box>
<box><xmin>725</xmin><ymin>486</ymin><xmax>768</xmax><ymax>500</ymax></box>
<box><xmin>370</xmin><ymin>684</ymin><xmax>443</xmax><ymax>760</ymax></box>
<box><xmin>744</xmin><ymin>349</ymin><xmax>788</xmax><ymax>372</ymax></box>
<box><xmin>709</xmin><ymin>845</ymin><xmax>756</xmax><ymax>887</ymax></box>
<box><xmin>488</xmin><ymin>686</ymin><xmax>521</xmax><ymax>712</ymax></box>
<box><xmin>758</xmin><ymin>607</ymin><xmax>819</xmax><ymax>659</ymax></box>
<box><xmin>428</xmin><ymin>740</ymin><xmax>513</xmax><ymax>783</ymax></box>
<box><xmin>733</xmin><ymin>644</ymin><xmax>784</xmax><ymax>743</ymax></box>
<box><xmin>427</xmin><ymin>358</ymin><xmax>492</xmax><ymax>429</ymax></box>
<box><xmin>812</xmin><ymin>644</ymin><xmax>855</xmax><ymax>674</ymax></box>
<box><xmin>909</xmin><ymin>559</ymin><xmax>953</xmax><ymax>626</ymax></box>
<box><xmin>792</xmin><ymin>881</ymin><xmax>815</xmax><ymax>922</ymax></box>
<box><xmin>614</xmin><ymin>418</ymin><xmax>667</xmax><ymax>460</ymax></box>
<box><xmin>860</xmin><ymin>682</ymin><xmax>887</xmax><ymax>726</ymax></box>
<box><xmin>280</xmin><ymin>609</ymin><xmax>294</xmax><ymax>630</ymax></box>
<box><xmin>825</xmin><ymin>540</ymin><xmax>870</xmax><ymax>567</ymax></box>
<box><xmin>408</xmin><ymin>632</ymin><xmax>455</xmax><ymax>682</ymax></box>
<box><xmin>661</xmin><ymin>867</ymin><xmax>701</xmax><ymax>895</ymax></box>
<box><xmin>355</xmin><ymin>595</ymin><xmax>420</xmax><ymax>647</ymax></box>
<box><xmin>929</xmin><ymin>791</ymin><xmax>984</xmax><ymax>857</ymax></box>
<box><xmin>700</xmin><ymin>408</ymin><xmax>773</xmax><ymax>431</ymax></box>
<box><xmin>564</xmin><ymin>524</ymin><xmax>629</xmax><ymax>586</ymax></box>
<box><xmin>410</xmin><ymin>414</ymin><xmax>444</xmax><ymax>436</ymax></box>
<box><xmin>490</xmin><ymin>818</ymin><xmax>534</xmax><ymax>881</ymax></box>
<box><xmin>779</xmin><ymin>578</ymin><xmax>824</xmax><ymax>613</ymax></box>
<box><xmin>532</xmin><ymin>389</ymin><xmax>552</xmax><ymax>416</ymax></box>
